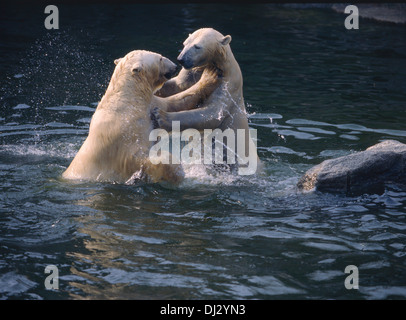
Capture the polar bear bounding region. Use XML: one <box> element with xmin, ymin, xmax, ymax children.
<box><xmin>153</xmin><ymin>28</ymin><xmax>260</xmax><ymax>174</ymax></box>
<box><xmin>63</xmin><ymin>50</ymin><xmax>219</xmax><ymax>184</ymax></box>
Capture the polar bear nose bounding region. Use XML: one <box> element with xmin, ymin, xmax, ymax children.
<box><xmin>177</xmin><ymin>56</ymin><xmax>185</xmax><ymax>66</ymax></box>
<box><xmin>177</xmin><ymin>51</ymin><xmax>187</xmax><ymax>65</ymax></box>
<box><xmin>164</xmin><ymin>64</ymin><xmax>179</xmax><ymax>79</ymax></box>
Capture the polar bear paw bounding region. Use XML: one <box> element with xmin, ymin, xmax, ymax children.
<box><xmin>150</xmin><ymin>107</ymin><xmax>170</xmax><ymax>130</ymax></box>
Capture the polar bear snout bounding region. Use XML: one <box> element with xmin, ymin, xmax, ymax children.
<box><xmin>177</xmin><ymin>45</ymin><xmax>205</xmax><ymax>70</ymax></box>
<box><xmin>177</xmin><ymin>51</ymin><xmax>194</xmax><ymax>70</ymax></box>
<box><xmin>164</xmin><ymin>64</ymin><xmax>179</xmax><ymax>80</ymax></box>
<box><xmin>163</xmin><ymin>58</ymin><xmax>178</xmax><ymax>80</ymax></box>
<box><xmin>177</xmin><ymin>56</ymin><xmax>194</xmax><ymax>70</ymax></box>
<box><xmin>177</xmin><ymin>54</ymin><xmax>186</xmax><ymax>67</ymax></box>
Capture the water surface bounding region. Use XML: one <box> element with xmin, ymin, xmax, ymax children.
<box><xmin>1</xmin><ymin>4</ymin><xmax>406</xmax><ymax>299</ymax></box>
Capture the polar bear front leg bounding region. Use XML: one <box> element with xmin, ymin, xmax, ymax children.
<box><xmin>156</xmin><ymin>66</ymin><xmax>221</xmax><ymax>113</ymax></box>
<box><xmin>142</xmin><ymin>151</ymin><xmax>185</xmax><ymax>184</ymax></box>
<box><xmin>152</xmin><ymin>101</ymin><xmax>226</xmax><ymax>132</ymax></box>
<box><xmin>155</xmin><ymin>67</ymin><xmax>204</xmax><ymax>97</ymax></box>
<box><xmin>144</xmin><ymin>162</ymin><xmax>185</xmax><ymax>184</ymax></box>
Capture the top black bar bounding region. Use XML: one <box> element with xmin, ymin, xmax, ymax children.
<box><xmin>3</xmin><ymin>0</ymin><xmax>406</xmax><ymax>5</ymax></box>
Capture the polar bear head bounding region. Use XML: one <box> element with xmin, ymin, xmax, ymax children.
<box><xmin>177</xmin><ymin>28</ymin><xmax>232</xmax><ymax>70</ymax></box>
<box><xmin>114</xmin><ymin>50</ymin><xmax>178</xmax><ymax>92</ymax></box>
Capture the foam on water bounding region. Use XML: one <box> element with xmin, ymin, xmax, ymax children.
<box><xmin>181</xmin><ymin>163</ymin><xmax>241</xmax><ymax>188</ymax></box>
<box><xmin>0</xmin><ymin>142</ymin><xmax>80</xmax><ymax>160</ymax></box>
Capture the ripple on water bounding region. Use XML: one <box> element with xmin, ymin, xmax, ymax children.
<box><xmin>222</xmin><ymin>275</ymin><xmax>305</xmax><ymax>298</ymax></box>
<box><xmin>360</xmin><ymin>286</ymin><xmax>406</xmax><ymax>299</ymax></box>
<box><xmin>297</xmin><ymin>127</ymin><xmax>336</xmax><ymax>135</ymax></box>
<box><xmin>274</xmin><ymin>129</ymin><xmax>319</xmax><ymax>140</ymax></box>
<box><xmin>13</xmin><ymin>104</ymin><xmax>31</xmax><ymax>110</ymax></box>
<box><xmin>45</xmin><ymin>105</ymin><xmax>96</xmax><ymax>112</ymax></box>
<box><xmin>340</xmin><ymin>134</ymin><xmax>360</xmax><ymax>141</ymax></box>
<box><xmin>258</xmin><ymin>117</ymin><xmax>406</xmax><ymax>142</ymax></box>
<box><xmin>302</xmin><ymin>242</ymin><xmax>352</xmax><ymax>252</ymax></box>
<box><xmin>0</xmin><ymin>272</ymin><xmax>37</xmax><ymax>297</ymax></box>
<box><xmin>101</xmin><ymin>268</ymin><xmax>205</xmax><ymax>288</ymax></box>
<box><xmin>248</xmin><ymin>113</ymin><xmax>283</xmax><ymax>121</ymax></box>
<box><xmin>307</xmin><ymin>270</ymin><xmax>343</xmax><ymax>282</ymax></box>
<box><xmin>1</xmin><ymin>106</ymin><xmax>406</xmax><ymax>300</ymax></box>
<box><xmin>286</xmin><ymin>118</ymin><xmax>334</xmax><ymax>127</ymax></box>
<box><xmin>258</xmin><ymin>146</ymin><xmax>308</xmax><ymax>158</ymax></box>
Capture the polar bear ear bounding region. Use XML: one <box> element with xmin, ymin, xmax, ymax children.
<box><xmin>131</xmin><ymin>63</ymin><xmax>142</xmax><ymax>75</ymax></box>
<box><xmin>220</xmin><ymin>35</ymin><xmax>232</xmax><ymax>46</ymax></box>
<box><xmin>114</xmin><ymin>58</ymin><xmax>122</xmax><ymax>65</ymax></box>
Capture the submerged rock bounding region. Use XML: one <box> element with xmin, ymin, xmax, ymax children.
<box><xmin>297</xmin><ymin>140</ymin><xmax>406</xmax><ymax>195</ymax></box>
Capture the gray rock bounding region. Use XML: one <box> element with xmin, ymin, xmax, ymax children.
<box><xmin>297</xmin><ymin>140</ymin><xmax>406</xmax><ymax>195</ymax></box>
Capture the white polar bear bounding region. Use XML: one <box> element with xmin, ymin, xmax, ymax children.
<box><xmin>63</xmin><ymin>50</ymin><xmax>219</xmax><ymax>184</ymax></box>
<box><xmin>154</xmin><ymin>28</ymin><xmax>261</xmax><ymax>175</ymax></box>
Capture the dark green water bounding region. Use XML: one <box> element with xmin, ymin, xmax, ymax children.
<box><xmin>1</xmin><ymin>4</ymin><xmax>406</xmax><ymax>299</ymax></box>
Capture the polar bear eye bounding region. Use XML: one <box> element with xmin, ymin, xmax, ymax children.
<box><xmin>194</xmin><ymin>44</ymin><xmax>201</xmax><ymax>50</ymax></box>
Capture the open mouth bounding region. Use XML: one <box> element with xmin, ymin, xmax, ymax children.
<box><xmin>164</xmin><ymin>72</ymin><xmax>173</xmax><ymax>80</ymax></box>
<box><xmin>164</xmin><ymin>65</ymin><xmax>180</xmax><ymax>79</ymax></box>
